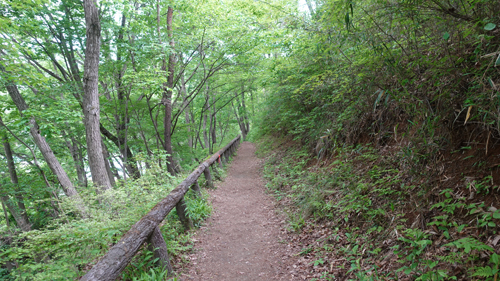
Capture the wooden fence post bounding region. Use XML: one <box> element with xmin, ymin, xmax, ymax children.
<box><xmin>203</xmin><ymin>168</ymin><xmax>214</xmax><ymax>189</ymax></box>
<box><xmin>81</xmin><ymin>136</ymin><xmax>240</xmax><ymax>280</ymax></box>
<box><xmin>191</xmin><ymin>180</ymin><xmax>201</xmax><ymax>197</ymax></box>
<box><xmin>147</xmin><ymin>226</ymin><xmax>173</xmax><ymax>276</ymax></box>
<box><xmin>176</xmin><ymin>198</ymin><xmax>193</xmax><ymax>231</ymax></box>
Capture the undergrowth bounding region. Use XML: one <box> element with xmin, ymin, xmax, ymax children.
<box><xmin>0</xmin><ymin>151</ymin><xmax>218</xmax><ymax>280</ymax></box>
<box><xmin>259</xmin><ymin>136</ymin><xmax>500</xmax><ymax>280</ymax></box>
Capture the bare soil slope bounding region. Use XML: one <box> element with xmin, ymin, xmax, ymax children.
<box><xmin>180</xmin><ymin>142</ymin><xmax>289</xmax><ymax>281</ymax></box>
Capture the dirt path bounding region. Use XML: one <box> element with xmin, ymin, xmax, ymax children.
<box><xmin>180</xmin><ymin>142</ymin><xmax>289</xmax><ymax>281</ymax></box>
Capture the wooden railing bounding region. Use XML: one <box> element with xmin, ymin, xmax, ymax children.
<box><xmin>81</xmin><ymin>135</ymin><xmax>241</xmax><ymax>281</ymax></box>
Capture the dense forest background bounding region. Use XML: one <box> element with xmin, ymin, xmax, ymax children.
<box><xmin>0</xmin><ymin>0</ymin><xmax>499</xmax><ymax>279</ymax></box>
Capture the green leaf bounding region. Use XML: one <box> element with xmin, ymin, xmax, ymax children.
<box><xmin>484</xmin><ymin>23</ymin><xmax>496</xmax><ymax>31</ymax></box>
<box><xmin>443</xmin><ymin>32</ymin><xmax>450</xmax><ymax>40</ymax></box>
<box><xmin>429</xmin><ymin>260</ymin><xmax>439</xmax><ymax>268</ymax></box>
<box><xmin>491</xmin><ymin>253</ymin><xmax>500</xmax><ymax>264</ymax></box>
<box><xmin>493</xmin><ymin>211</ymin><xmax>500</xmax><ymax>219</ymax></box>
<box><xmin>495</xmin><ymin>55</ymin><xmax>500</xmax><ymax>66</ymax></box>
<box><xmin>472</xmin><ymin>266</ymin><xmax>493</xmax><ymax>277</ymax></box>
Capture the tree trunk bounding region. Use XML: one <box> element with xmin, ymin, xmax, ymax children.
<box><xmin>203</xmin><ymin>113</ymin><xmax>208</xmax><ymax>150</ymax></box>
<box><xmin>162</xmin><ymin>6</ymin><xmax>176</xmax><ymax>175</ymax></box>
<box><xmin>100</xmin><ymin>124</ymin><xmax>141</xmax><ymax>179</ymax></box>
<box><xmin>83</xmin><ymin>0</ymin><xmax>113</xmax><ymax>193</ymax></box>
<box><xmin>62</xmin><ymin>129</ymin><xmax>87</xmax><ymax>187</ymax></box>
<box><xmin>191</xmin><ymin>180</ymin><xmax>201</xmax><ymax>198</ymax></box>
<box><xmin>203</xmin><ymin>89</ymin><xmax>209</xmax><ymax>150</ymax></box>
<box><xmin>241</xmin><ymin>92</ymin><xmax>250</xmax><ymax>135</ymax></box>
<box><xmin>0</xmin><ymin>196</ymin><xmax>28</xmax><ymax>232</ymax></box>
<box><xmin>180</xmin><ymin>74</ymin><xmax>193</xmax><ymax>148</ymax></box>
<box><xmin>175</xmin><ymin>198</ymin><xmax>193</xmax><ymax>231</ymax></box>
<box><xmin>147</xmin><ymin>226</ymin><xmax>173</xmax><ymax>275</ymax></box>
<box><xmin>101</xmin><ymin>140</ymin><xmax>116</xmax><ymax>187</ymax></box>
<box><xmin>81</xmin><ymin>136</ymin><xmax>240</xmax><ymax>281</ymax></box>
<box><xmin>2</xmin><ymin>135</ymin><xmax>31</xmax><ymax>231</ymax></box>
<box><xmin>210</xmin><ymin>92</ymin><xmax>216</xmax><ymax>153</ymax></box>
<box><xmin>0</xmin><ymin>70</ymin><xmax>84</xmax><ymax>204</ymax></box>
<box><xmin>232</xmin><ymin>94</ymin><xmax>248</xmax><ymax>141</ymax></box>
<box><xmin>208</xmin><ymin>113</ymin><xmax>213</xmax><ymax>154</ymax></box>
<box><xmin>114</xmin><ymin>14</ymin><xmax>136</xmax><ymax>181</ymax></box>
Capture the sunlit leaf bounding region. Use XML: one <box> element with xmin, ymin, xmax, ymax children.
<box><xmin>484</xmin><ymin>23</ymin><xmax>496</xmax><ymax>31</ymax></box>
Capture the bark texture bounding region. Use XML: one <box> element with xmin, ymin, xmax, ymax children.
<box><xmin>191</xmin><ymin>180</ymin><xmax>201</xmax><ymax>198</ymax></box>
<box><xmin>147</xmin><ymin>226</ymin><xmax>173</xmax><ymax>275</ymax></box>
<box><xmin>163</xmin><ymin>6</ymin><xmax>176</xmax><ymax>175</ymax></box>
<box><xmin>83</xmin><ymin>0</ymin><xmax>113</xmax><ymax>192</ymax></box>
<box><xmin>175</xmin><ymin>198</ymin><xmax>193</xmax><ymax>231</ymax></box>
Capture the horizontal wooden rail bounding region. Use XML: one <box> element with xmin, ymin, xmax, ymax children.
<box><xmin>81</xmin><ymin>135</ymin><xmax>241</xmax><ymax>281</ymax></box>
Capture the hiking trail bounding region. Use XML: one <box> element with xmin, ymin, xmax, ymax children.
<box><xmin>180</xmin><ymin>142</ymin><xmax>291</xmax><ymax>280</ymax></box>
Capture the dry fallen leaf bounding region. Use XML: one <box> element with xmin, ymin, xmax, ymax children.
<box><xmin>464</xmin><ymin>105</ymin><xmax>472</xmax><ymax>125</ymax></box>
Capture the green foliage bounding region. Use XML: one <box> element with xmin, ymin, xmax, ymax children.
<box><xmin>184</xmin><ymin>190</ymin><xmax>212</xmax><ymax>227</ymax></box>
<box><xmin>0</xmin><ymin>164</ymin><xmax>211</xmax><ymax>280</ymax></box>
<box><xmin>259</xmin><ymin>133</ymin><xmax>500</xmax><ymax>280</ymax></box>
<box><xmin>254</xmin><ymin>0</ymin><xmax>500</xmax><ymax>278</ymax></box>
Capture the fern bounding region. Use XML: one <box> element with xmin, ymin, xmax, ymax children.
<box><xmin>444</xmin><ymin>237</ymin><xmax>494</xmax><ymax>254</ymax></box>
<box><xmin>472</xmin><ymin>266</ymin><xmax>495</xmax><ymax>277</ymax></box>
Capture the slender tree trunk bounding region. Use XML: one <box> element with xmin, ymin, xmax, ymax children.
<box><xmin>1</xmin><ymin>72</ymin><xmax>83</xmax><ymax>203</ymax></box>
<box><xmin>62</xmin><ymin>129</ymin><xmax>87</xmax><ymax>187</ymax></box>
<box><xmin>232</xmin><ymin>93</ymin><xmax>248</xmax><ymax>140</ymax></box>
<box><xmin>203</xmin><ymin>86</ymin><xmax>209</xmax><ymax>149</ymax></box>
<box><xmin>29</xmin><ymin>118</ymin><xmax>86</xmax><ymax>194</ymax></box>
<box><xmin>114</xmin><ymin>14</ymin><xmax>137</xmax><ymax>181</ymax></box>
<box><xmin>210</xmin><ymin>92</ymin><xmax>216</xmax><ymax>152</ymax></box>
<box><xmin>203</xmin><ymin>113</ymin><xmax>208</xmax><ymax>150</ymax></box>
<box><xmin>0</xmin><ymin>196</ymin><xmax>28</xmax><ymax>232</ymax></box>
<box><xmin>241</xmin><ymin>92</ymin><xmax>250</xmax><ymax>135</ymax></box>
<box><xmin>101</xmin><ymin>140</ymin><xmax>116</xmax><ymax>187</ymax></box>
<box><xmin>2</xmin><ymin>135</ymin><xmax>31</xmax><ymax>231</ymax></box>
<box><xmin>162</xmin><ymin>6</ymin><xmax>176</xmax><ymax>175</ymax></box>
<box><xmin>218</xmin><ymin>117</ymin><xmax>229</xmax><ymax>145</ymax></box>
<box><xmin>180</xmin><ymin>74</ymin><xmax>193</xmax><ymax>148</ymax></box>
<box><xmin>146</xmin><ymin>96</ymin><xmax>164</xmax><ymax>151</ymax></box>
<box><xmin>100</xmin><ymin>125</ymin><xmax>141</xmax><ymax>179</ymax></box>
<box><xmin>208</xmin><ymin>110</ymin><xmax>213</xmax><ymax>154</ymax></box>
<box><xmin>76</xmin><ymin>141</ymin><xmax>88</xmax><ymax>187</ymax></box>
<box><xmin>83</xmin><ymin>0</ymin><xmax>112</xmax><ymax>193</ymax></box>
<box><xmin>104</xmin><ymin>145</ymin><xmax>122</xmax><ymax>181</ymax></box>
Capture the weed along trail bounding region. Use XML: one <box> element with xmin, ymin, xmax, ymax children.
<box><xmin>181</xmin><ymin>142</ymin><xmax>288</xmax><ymax>280</ymax></box>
